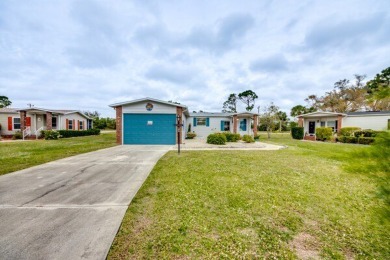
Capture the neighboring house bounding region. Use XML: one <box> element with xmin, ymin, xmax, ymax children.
<box><xmin>297</xmin><ymin>111</ymin><xmax>390</xmax><ymax>140</ymax></box>
<box><xmin>0</xmin><ymin>107</ymin><xmax>93</xmax><ymax>138</ymax></box>
<box><xmin>109</xmin><ymin>97</ymin><xmax>258</xmax><ymax>145</ymax></box>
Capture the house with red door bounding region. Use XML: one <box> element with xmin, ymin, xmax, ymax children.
<box><xmin>0</xmin><ymin>107</ymin><xmax>92</xmax><ymax>138</ymax></box>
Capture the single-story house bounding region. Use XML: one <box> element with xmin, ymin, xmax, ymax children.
<box><xmin>0</xmin><ymin>107</ymin><xmax>93</xmax><ymax>138</ymax></box>
<box><xmin>297</xmin><ymin>111</ymin><xmax>390</xmax><ymax>140</ymax></box>
<box><xmin>109</xmin><ymin>97</ymin><xmax>259</xmax><ymax>145</ymax></box>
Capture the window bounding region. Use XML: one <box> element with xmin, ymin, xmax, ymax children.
<box><xmin>320</xmin><ymin>121</ymin><xmax>326</xmax><ymax>127</ymax></box>
<box><xmin>13</xmin><ymin>118</ymin><xmax>21</xmax><ymax>130</ymax></box>
<box><xmin>52</xmin><ymin>117</ymin><xmax>57</xmax><ymax>129</ymax></box>
<box><xmin>196</xmin><ymin>118</ymin><xmax>206</xmax><ymax>126</ymax></box>
<box><xmin>68</xmin><ymin>120</ymin><xmax>73</xmax><ymax>130</ymax></box>
<box><xmin>88</xmin><ymin>120</ymin><xmax>92</xmax><ymax>130</ymax></box>
<box><xmin>327</xmin><ymin>120</ymin><xmax>336</xmax><ymax>132</ymax></box>
<box><xmin>223</xmin><ymin>121</ymin><xmax>230</xmax><ymax>131</ymax></box>
<box><xmin>79</xmin><ymin>121</ymin><xmax>83</xmax><ymax>130</ymax></box>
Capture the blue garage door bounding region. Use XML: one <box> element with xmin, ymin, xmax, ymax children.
<box><xmin>123</xmin><ymin>114</ymin><xmax>176</xmax><ymax>145</ymax></box>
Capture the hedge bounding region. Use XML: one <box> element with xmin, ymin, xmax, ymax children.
<box><xmin>58</xmin><ymin>129</ymin><xmax>100</xmax><ymax>138</ymax></box>
<box><xmin>358</xmin><ymin>137</ymin><xmax>375</xmax><ymax>145</ymax></box>
<box><xmin>339</xmin><ymin>136</ymin><xmax>357</xmax><ymax>144</ymax></box>
<box><xmin>339</xmin><ymin>127</ymin><xmax>361</xmax><ymax>137</ymax></box>
<box><xmin>207</xmin><ymin>133</ymin><xmax>227</xmax><ymax>145</ymax></box>
<box><xmin>354</xmin><ymin>130</ymin><xmax>378</xmax><ymax>138</ymax></box>
<box><xmin>43</xmin><ymin>130</ymin><xmax>60</xmax><ymax>140</ymax></box>
<box><xmin>315</xmin><ymin>127</ymin><xmax>333</xmax><ymax>141</ymax></box>
<box><xmin>242</xmin><ymin>134</ymin><xmax>255</xmax><ymax>143</ymax></box>
<box><xmin>291</xmin><ymin>127</ymin><xmax>304</xmax><ymax>140</ymax></box>
<box><xmin>186</xmin><ymin>132</ymin><xmax>196</xmax><ymax>139</ymax></box>
<box><xmin>223</xmin><ymin>132</ymin><xmax>241</xmax><ymax>142</ymax></box>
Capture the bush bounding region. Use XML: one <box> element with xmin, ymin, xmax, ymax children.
<box><xmin>207</xmin><ymin>133</ymin><xmax>226</xmax><ymax>145</ymax></box>
<box><xmin>12</xmin><ymin>131</ymin><xmax>22</xmax><ymax>140</ymax></box>
<box><xmin>358</xmin><ymin>137</ymin><xmax>375</xmax><ymax>145</ymax></box>
<box><xmin>223</xmin><ymin>132</ymin><xmax>241</xmax><ymax>142</ymax></box>
<box><xmin>291</xmin><ymin>127</ymin><xmax>304</xmax><ymax>140</ymax></box>
<box><xmin>339</xmin><ymin>127</ymin><xmax>361</xmax><ymax>137</ymax></box>
<box><xmin>339</xmin><ymin>136</ymin><xmax>357</xmax><ymax>143</ymax></box>
<box><xmin>315</xmin><ymin>127</ymin><xmax>333</xmax><ymax>141</ymax></box>
<box><xmin>254</xmin><ymin>135</ymin><xmax>260</xmax><ymax>140</ymax></box>
<box><xmin>186</xmin><ymin>132</ymin><xmax>196</xmax><ymax>139</ymax></box>
<box><xmin>58</xmin><ymin>129</ymin><xmax>100</xmax><ymax>138</ymax></box>
<box><xmin>242</xmin><ymin>134</ymin><xmax>255</xmax><ymax>143</ymax></box>
<box><xmin>354</xmin><ymin>129</ymin><xmax>378</xmax><ymax>138</ymax></box>
<box><xmin>43</xmin><ymin>130</ymin><xmax>60</xmax><ymax>140</ymax></box>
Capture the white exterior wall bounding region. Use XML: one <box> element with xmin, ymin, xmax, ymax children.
<box><xmin>62</xmin><ymin>113</ymin><xmax>89</xmax><ymax>130</ymax></box>
<box><xmin>122</xmin><ymin>101</ymin><xmax>177</xmax><ymax>114</ymax></box>
<box><xmin>343</xmin><ymin>115</ymin><xmax>390</xmax><ymax>131</ymax></box>
<box><xmin>0</xmin><ymin>113</ymin><xmax>19</xmax><ymax>135</ymax></box>
<box><xmin>187</xmin><ymin>116</ymin><xmax>232</xmax><ymax>138</ymax></box>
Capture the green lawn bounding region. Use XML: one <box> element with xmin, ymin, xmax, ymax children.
<box><xmin>0</xmin><ymin>133</ymin><xmax>117</xmax><ymax>176</ymax></box>
<box><xmin>108</xmin><ymin>134</ymin><xmax>389</xmax><ymax>259</ymax></box>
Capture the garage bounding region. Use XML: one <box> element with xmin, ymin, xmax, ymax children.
<box><xmin>123</xmin><ymin>114</ymin><xmax>176</xmax><ymax>145</ymax></box>
<box><xmin>109</xmin><ymin>98</ymin><xmax>187</xmax><ymax>145</ymax></box>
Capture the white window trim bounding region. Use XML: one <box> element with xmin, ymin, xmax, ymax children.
<box><xmin>13</xmin><ymin>117</ymin><xmax>21</xmax><ymax>130</ymax></box>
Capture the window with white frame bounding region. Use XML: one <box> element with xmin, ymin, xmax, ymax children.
<box><xmin>52</xmin><ymin>117</ymin><xmax>57</xmax><ymax>129</ymax></box>
<box><xmin>196</xmin><ymin>118</ymin><xmax>206</xmax><ymax>126</ymax></box>
<box><xmin>79</xmin><ymin>121</ymin><xmax>83</xmax><ymax>130</ymax></box>
<box><xmin>68</xmin><ymin>120</ymin><xmax>73</xmax><ymax>130</ymax></box>
<box><xmin>13</xmin><ymin>118</ymin><xmax>21</xmax><ymax>130</ymax></box>
<box><xmin>223</xmin><ymin>121</ymin><xmax>230</xmax><ymax>131</ymax></box>
<box><xmin>327</xmin><ymin>120</ymin><xmax>336</xmax><ymax>132</ymax></box>
<box><xmin>320</xmin><ymin>121</ymin><xmax>326</xmax><ymax>127</ymax></box>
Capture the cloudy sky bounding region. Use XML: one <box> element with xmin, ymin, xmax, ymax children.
<box><xmin>1</xmin><ymin>0</ymin><xmax>389</xmax><ymax>117</ymax></box>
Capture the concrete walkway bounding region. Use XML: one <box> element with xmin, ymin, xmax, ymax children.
<box><xmin>175</xmin><ymin>139</ymin><xmax>285</xmax><ymax>150</ymax></box>
<box><xmin>0</xmin><ymin>145</ymin><xmax>171</xmax><ymax>260</ymax></box>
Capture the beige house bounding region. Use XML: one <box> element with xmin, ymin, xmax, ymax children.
<box><xmin>297</xmin><ymin>111</ymin><xmax>390</xmax><ymax>140</ymax></box>
<box><xmin>0</xmin><ymin>107</ymin><xmax>92</xmax><ymax>138</ymax></box>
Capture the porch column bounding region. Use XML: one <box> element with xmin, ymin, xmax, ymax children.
<box><xmin>298</xmin><ymin>117</ymin><xmax>303</xmax><ymax>127</ymax></box>
<box><xmin>233</xmin><ymin>115</ymin><xmax>238</xmax><ymax>133</ymax></box>
<box><xmin>253</xmin><ymin>115</ymin><xmax>258</xmax><ymax>136</ymax></box>
<box><xmin>115</xmin><ymin>106</ymin><xmax>123</xmax><ymax>144</ymax></box>
<box><xmin>176</xmin><ymin>106</ymin><xmax>183</xmax><ymax>144</ymax></box>
<box><xmin>46</xmin><ymin>112</ymin><xmax>52</xmax><ymax>130</ymax></box>
<box><xmin>20</xmin><ymin>111</ymin><xmax>26</xmax><ymax>130</ymax></box>
<box><xmin>337</xmin><ymin>115</ymin><xmax>342</xmax><ymax>133</ymax></box>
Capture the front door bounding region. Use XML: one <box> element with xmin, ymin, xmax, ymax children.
<box><xmin>309</xmin><ymin>121</ymin><xmax>315</xmax><ymax>134</ymax></box>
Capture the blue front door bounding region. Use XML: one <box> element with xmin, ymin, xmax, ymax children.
<box><xmin>123</xmin><ymin>114</ymin><xmax>176</xmax><ymax>145</ymax></box>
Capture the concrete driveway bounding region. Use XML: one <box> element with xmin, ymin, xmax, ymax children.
<box><xmin>0</xmin><ymin>145</ymin><xmax>171</xmax><ymax>260</ymax></box>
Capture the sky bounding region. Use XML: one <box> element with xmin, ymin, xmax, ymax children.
<box><xmin>1</xmin><ymin>0</ymin><xmax>389</xmax><ymax>117</ymax></box>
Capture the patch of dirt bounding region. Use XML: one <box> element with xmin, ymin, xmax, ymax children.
<box><xmin>289</xmin><ymin>232</ymin><xmax>320</xmax><ymax>260</ymax></box>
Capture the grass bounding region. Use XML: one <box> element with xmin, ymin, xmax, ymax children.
<box><xmin>0</xmin><ymin>132</ymin><xmax>117</xmax><ymax>175</ymax></box>
<box><xmin>109</xmin><ymin>134</ymin><xmax>389</xmax><ymax>259</ymax></box>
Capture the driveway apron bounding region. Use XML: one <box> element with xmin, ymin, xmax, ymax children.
<box><xmin>0</xmin><ymin>145</ymin><xmax>171</xmax><ymax>260</ymax></box>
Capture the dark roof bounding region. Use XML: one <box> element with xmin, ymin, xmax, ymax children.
<box><xmin>346</xmin><ymin>111</ymin><xmax>390</xmax><ymax>116</ymax></box>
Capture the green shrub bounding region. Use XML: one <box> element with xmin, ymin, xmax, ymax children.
<box><xmin>339</xmin><ymin>127</ymin><xmax>361</xmax><ymax>137</ymax></box>
<box><xmin>43</xmin><ymin>130</ymin><xmax>60</xmax><ymax>140</ymax></box>
<box><xmin>291</xmin><ymin>127</ymin><xmax>304</xmax><ymax>140</ymax></box>
<box><xmin>207</xmin><ymin>133</ymin><xmax>226</xmax><ymax>145</ymax></box>
<box><xmin>340</xmin><ymin>136</ymin><xmax>357</xmax><ymax>143</ymax></box>
<box><xmin>223</xmin><ymin>132</ymin><xmax>241</xmax><ymax>142</ymax></box>
<box><xmin>254</xmin><ymin>134</ymin><xmax>260</xmax><ymax>140</ymax></box>
<box><xmin>242</xmin><ymin>134</ymin><xmax>255</xmax><ymax>143</ymax></box>
<box><xmin>315</xmin><ymin>127</ymin><xmax>333</xmax><ymax>141</ymax></box>
<box><xmin>12</xmin><ymin>131</ymin><xmax>22</xmax><ymax>140</ymax></box>
<box><xmin>58</xmin><ymin>129</ymin><xmax>100</xmax><ymax>138</ymax></box>
<box><xmin>354</xmin><ymin>129</ymin><xmax>378</xmax><ymax>138</ymax></box>
<box><xmin>186</xmin><ymin>132</ymin><xmax>196</xmax><ymax>139</ymax></box>
<box><xmin>358</xmin><ymin>137</ymin><xmax>375</xmax><ymax>145</ymax></box>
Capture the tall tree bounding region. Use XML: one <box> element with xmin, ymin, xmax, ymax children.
<box><xmin>366</xmin><ymin>67</ymin><xmax>390</xmax><ymax>110</ymax></box>
<box><xmin>222</xmin><ymin>93</ymin><xmax>238</xmax><ymax>113</ymax></box>
<box><xmin>238</xmin><ymin>90</ymin><xmax>258</xmax><ymax>111</ymax></box>
<box><xmin>0</xmin><ymin>96</ymin><xmax>12</xmax><ymax>108</ymax></box>
<box><xmin>290</xmin><ymin>105</ymin><xmax>316</xmax><ymax>117</ymax></box>
<box><xmin>260</xmin><ymin>102</ymin><xmax>279</xmax><ymax>139</ymax></box>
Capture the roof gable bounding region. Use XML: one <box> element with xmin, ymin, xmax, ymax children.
<box><xmin>109</xmin><ymin>97</ymin><xmax>187</xmax><ymax>108</ymax></box>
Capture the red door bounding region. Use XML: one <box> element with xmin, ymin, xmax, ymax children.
<box><xmin>26</xmin><ymin>117</ymin><xmax>31</xmax><ymax>127</ymax></box>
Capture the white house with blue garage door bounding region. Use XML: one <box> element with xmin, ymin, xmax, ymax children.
<box><xmin>109</xmin><ymin>97</ymin><xmax>258</xmax><ymax>145</ymax></box>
